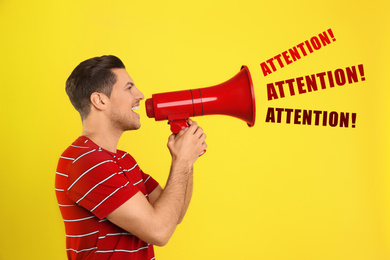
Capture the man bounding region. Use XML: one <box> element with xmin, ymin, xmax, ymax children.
<box><xmin>55</xmin><ymin>55</ymin><xmax>207</xmax><ymax>260</ymax></box>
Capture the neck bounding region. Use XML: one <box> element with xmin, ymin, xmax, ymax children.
<box><xmin>81</xmin><ymin>117</ymin><xmax>123</xmax><ymax>154</ymax></box>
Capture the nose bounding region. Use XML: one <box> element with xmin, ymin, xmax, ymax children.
<box><xmin>135</xmin><ymin>86</ymin><xmax>144</xmax><ymax>101</ymax></box>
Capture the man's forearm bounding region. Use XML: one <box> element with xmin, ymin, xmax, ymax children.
<box><xmin>151</xmin><ymin>160</ymin><xmax>192</xmax><ymax>242</ymax></box>
<box><xmin>178</xmin><ymin>166</ymin><xmax>193</xmax><ymax>224</ymax></box>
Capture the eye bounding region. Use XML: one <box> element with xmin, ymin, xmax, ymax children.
<box><xmin>127</xmin><ymin>83</ymin><xmax>135</xmax><ymax>90</ymax></box>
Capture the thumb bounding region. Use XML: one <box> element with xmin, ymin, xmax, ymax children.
<box><xmin>168</xmin><ymin>134</ymin><xmax>176</xmax><ymax>143</ymax></box>
<box><xmin>174</xmin><ymin>127</ymin><xmax>188</xmax><ymax>139</ymax></box>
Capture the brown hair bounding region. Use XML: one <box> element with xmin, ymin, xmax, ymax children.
<box><xmin>65</xmin><ymin>55</ymin><xmax>125</xmax><ymax>119</ymax></box>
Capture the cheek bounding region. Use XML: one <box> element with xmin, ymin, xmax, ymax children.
<box><xmin>116</xmin><ymin>96</ymin><xmax>132</xmax><ymax>106</ymax></box>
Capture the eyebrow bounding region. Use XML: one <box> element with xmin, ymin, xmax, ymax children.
<box><xmin>124</xmin><ymin>82</ymin><xmax>135</xmax><ymax>88</ymax></box>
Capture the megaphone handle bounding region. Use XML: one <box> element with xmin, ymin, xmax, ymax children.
<box><xmin>169</xmin><ymin>119</ymin><xmax>189</xmax><ymax>134</ymax></box>
<box><xmin>169</xmin><ymin>119</ymin><xmax>206</xmax><ymax>157</ymax></box>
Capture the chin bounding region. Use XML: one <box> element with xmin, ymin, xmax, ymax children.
<box><xmin>127</xmin><ymin>123</ymin><xmax>141</xmax><ymax>131</ymax></box>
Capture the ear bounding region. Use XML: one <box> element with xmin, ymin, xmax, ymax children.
<box><xmin>90</xmin><ymin>92</ymin><xmax>109</xmax><ymax>111</ymax></box>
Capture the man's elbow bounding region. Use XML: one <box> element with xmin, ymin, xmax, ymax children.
<box><xmin>144</xmin><ymin>220</ymin><xmax>177</xmax><ymax>247</ymax></box>
<box><xmin>150</xmin><ymin>230</ymin><xmax>172</xmax><ymax>247</ymax></box>
<box><xmin>153</xmin><ymin>238</ymin><xmax>169</xmax><ymax>247</ymax></box>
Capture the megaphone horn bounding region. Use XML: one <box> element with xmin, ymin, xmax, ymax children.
<box><xmin>145</xmin><ymin>65</ymin><xmax>256</xmax><ymax>134</ymax></box>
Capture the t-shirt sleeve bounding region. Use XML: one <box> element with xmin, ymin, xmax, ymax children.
<box><xmin>142</xmin><ymin>170</ymin><xmax>159</xmax><ymax>196</ymax></box>
<box><xmin>67</xmin><ymin>157</ymin><xmax>139</xmax><ymax>220</ymax></box>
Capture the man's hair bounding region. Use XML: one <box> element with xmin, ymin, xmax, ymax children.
<box><xmin>66</xmin><ymin>55</ymin><xmax>125</xmax><ymax>119</ymax></box>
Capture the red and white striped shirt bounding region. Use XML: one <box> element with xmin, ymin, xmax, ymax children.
<box><xmin>55</xmin><ymin>136</ymin><xmax>159</xmax><ymax>260</ymax></box>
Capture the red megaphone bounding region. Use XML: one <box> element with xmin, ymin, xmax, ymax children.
<box><xmin>145</xmin><ymin>65</ymin><xmax>256</xmax><ymax>134</ymax></box>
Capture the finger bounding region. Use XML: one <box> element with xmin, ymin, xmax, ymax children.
<box><xmin>186</xmin><ymin>121</ymin><xmax>198</xmax><ymax>134</ymax></box>
<box><xmin>199</xmin><ymin>133</ymin><xmax>207</xmax><ymax>143</ymax></box>
<box><xmin>193</xmin><ymin>126</ymin><xmax>204</xmax><ymax>138</ymax></box>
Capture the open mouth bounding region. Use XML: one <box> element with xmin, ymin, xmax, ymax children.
<box><xmin>131</xmin><ymin>106</ymin><xmax>140</xmax><ymax>115</ymax></box>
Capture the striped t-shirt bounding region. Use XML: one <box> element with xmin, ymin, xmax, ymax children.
<box><xmin>55</xmin><ymin>136</ymin><xmax>159</xmax><ymax>260</ymax></box>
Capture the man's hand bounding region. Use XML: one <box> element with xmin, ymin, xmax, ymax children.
<box><xmin>167</xmin><ymin>119</ymin><xmax>207</xmax><ymax>167</ymax></box>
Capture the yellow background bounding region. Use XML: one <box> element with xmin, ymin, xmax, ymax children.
<box><xmin>1</xmin><ymin>0</ymin><xmax>389</xmax><ymax>259</ymax></box>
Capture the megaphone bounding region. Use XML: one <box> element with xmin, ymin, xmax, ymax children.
<box><xmin>145</xmin><ymin>65</ymin><xmax>256</xmax><ymax>134</ymax></box>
